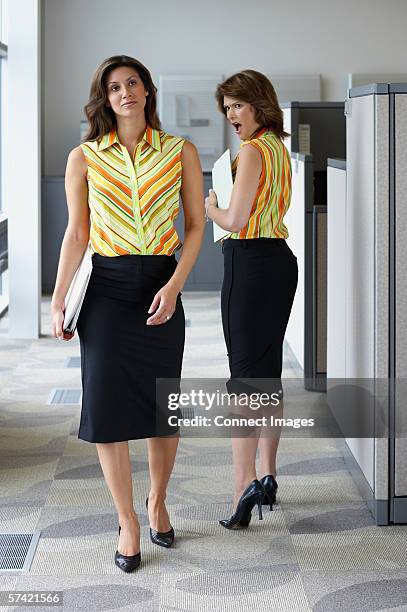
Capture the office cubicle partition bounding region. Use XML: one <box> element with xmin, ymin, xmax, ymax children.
<box><xmin>331</xmin><ymin>83</ymin><xmax>407</xmax><ymax>524</ymax></box>
<box><xmin>283</xmin><ymin>103</ymin><xmax>346</xmax><ymax>391</ymax></box>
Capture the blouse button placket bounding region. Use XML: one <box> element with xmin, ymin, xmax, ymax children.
<box><xmin>121</xmin><ymin>142</ymin><xmax>147</xmax><ymax>255</ymax></box>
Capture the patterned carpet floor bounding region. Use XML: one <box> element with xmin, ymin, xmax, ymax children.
<box><xmin>1</xmin><ymin>293</ymin><xmax>407</xmax><ymax>611</ymax></box>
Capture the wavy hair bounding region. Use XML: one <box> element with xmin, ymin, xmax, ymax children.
<box><xmin>82</xmin><ymin>55</ymin><xmax>161</xmax><ymax>142</ymax></box>
<box><xmin>215</xmin><ymin>70</ymin><xmax>289</xmax><ymax>140</ymax></box>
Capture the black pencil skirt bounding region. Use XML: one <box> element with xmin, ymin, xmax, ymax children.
<box><xmin>221</xmin><ymin>238</ymin><xmax>298</xmax><ymax>397</ymax></box>
<box><xmin>76</xmin><ymin>253</ymin><xmax>185</xmax><ymax>443</ymax></box>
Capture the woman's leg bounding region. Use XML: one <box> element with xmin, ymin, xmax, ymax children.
<box><xmin>258</xmin><ymin>399</ymin><xmax>284</xmax><ymax>478</ymax></box>
<box><xmin>221</xmin><ymin>247</ymin><xmax>261</xmax><ymax>509</ymax></box>
<box><xmin>228</xmin><ymin>396</ymin><xmax>262</xmax><ymax>509</ymax></box>
<box><xmin>231</xmin><ymin>436</ymin><xmax>259</xmax><ymax>509</ymax></box>
<box><xmin>96</xmin><ymin>441</ymin><xmax>140</xmax><ymax>555</ymax></box>
<box><xmin>146</xmin><ymin>434</ymin><xmax>179</xmax><ymax>532</ymax></box>
<box><xmin>257</xmin><ymin>247</ymin><xmax>298</xmax><ymax>479</ymax></box>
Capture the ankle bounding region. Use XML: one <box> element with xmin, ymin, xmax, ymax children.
<box><xmin>118</xmin><ymin>510</ymin><xmax>138</xmax><ymax>527</ymax></box>
<box><xmin>235</xmin><ymin>476</ymin><xmax>257</xmax><ymax>494</ymax></box>
<box><xmin>259</xmin><ymin>470</ymin><xmax>276</xmax><ymax>480</ymax></box>
<box><xmin>148</xmin><ymin>491</ymin><xmax>166</xmax><ymax>506</ymax></box>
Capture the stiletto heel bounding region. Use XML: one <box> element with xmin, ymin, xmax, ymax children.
<box><xmin>146</xmin><ymin>497</ymin><xmax>175</xmax><ymax>548</ymax></box>
<box><xmin>115</xmin><ymin>524</ymin><xmax>141</xmax><ymax>572</ymax></box>
<box><xmin>260</xmin><ymin>474</ymin><xmax>278</xmax><ymax>511</ymax></box>
<box><xmin>219</xmin><ymin>479</ymin><xmax>265</xmax><ymax>530</ymax></box>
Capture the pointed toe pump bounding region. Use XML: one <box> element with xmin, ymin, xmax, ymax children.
<box><xmin>115</xmin><ymin>525</ymin><xmax>141</xmax><ymax>572</ymax></box>
<box><xmin>146</xmin><ymin>498</ymin><xmax>175</xmax><ymax>548</ymax></box>
<box><xmin>219</xmin><ymin>479</ymin><xmax>264</xmax><ymax>530</ymax></box>
<box><xmin>260</xmin><ymin>474</ymin><xmax>278</xmax><ymax>511</ymax></box>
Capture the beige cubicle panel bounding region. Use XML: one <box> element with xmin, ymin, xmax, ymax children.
<box><xmin>345</xmin><ymin>85</ymin><xmax>390</xmax><ymax>524</ymax></box>
<box><xmin>284</xmin><ymin>155</ymin><xmax>307</xmax><ymax>371</ymax></box>
<box><xmin>326</xmin><ymin>161</ymin><xmax>346</xmax><ymax>380</ymax></box>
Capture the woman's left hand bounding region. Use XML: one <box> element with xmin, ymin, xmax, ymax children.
<box><xmin>205</xmin><ymin>189</ymin><xmax>218</xmax><ymax>219</ymax></box>
<box><xmin>146</xmin><ymin>282</ymin><xmax>180</xmax><ymax>325</ymax></box>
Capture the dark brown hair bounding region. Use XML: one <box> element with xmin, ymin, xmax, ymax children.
<box><xmin>215</xmin><ymin>69</ymin><xmax>289</xmax><ymax>140</ymax></box>
<box><xmin>82</xmin><ymin>55</ymin><xmax>161</xmax><ymax>142</ymax></box>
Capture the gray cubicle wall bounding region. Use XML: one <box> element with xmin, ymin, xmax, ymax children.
<box><xmin>174</xmin><ymin>172</ymin><xmax>223</xmax><ymax>291</ymax></box>
<box><xmin>282</xmin><ymin>103</ymin><xmax>346</xmax><ymax>391</ymax></box>
<box><xmin>42</xmin><ymin>177</ymin><xmax>67</xmax><ymax>294</ymax></box>
<box><xmin>313</xmin><ymin>205</ymin><xmax>327</xmax><ymax>384</ymax></box>
<box><xmin>282</xmin><ymin>102</ymin><xmax>346</xmax><ymax>171</ymax></box>
<box><xmin>285</xmin><ymin>153</ymin><xmax>328</xmax><ymax>391</ymax></box>
<box><xmin>41</xmin><ymin>172</ymin><xmax>223</xmax><ymax>294</ymax></box>
<box><xmin>344</xmin><ymin>83</ymin><xmax>407</xmax><ymax>524</ymax></box>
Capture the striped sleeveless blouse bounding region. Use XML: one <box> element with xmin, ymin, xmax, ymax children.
<box><xmin>80</xmin><ymin>126</ymin><xmax>184</xmax><ymax>256</ymax></box>
<box><xmin>230</xmin><ymin>127</ymin><xmax>292</xmax><ymax>239</ymax></box>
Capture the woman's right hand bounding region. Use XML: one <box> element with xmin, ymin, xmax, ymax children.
<box><xmin>51</xmin><ymin>303</ymin><xmax>74</xmax><ymax>341</ymax></box>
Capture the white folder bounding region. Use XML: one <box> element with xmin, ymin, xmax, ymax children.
<box><xmin>63</xmin><ymin>245</ymin><xmax>93</xmax><ymax>333</ymax></box>
<box><xmin>211</xmin><ymin>149</ymin><xmax>233</xmax><ymax>243</ymax></box>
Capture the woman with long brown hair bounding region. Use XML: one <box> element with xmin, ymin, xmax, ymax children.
<box><xmin>205</xmin><ymin>70</ymin><xmax>298</xmax><ymax>529</ymax></box>
<box><xmin>51</xmin><ymin>55</ymin><xmax>205</xmax><ymax>570</ymax></box>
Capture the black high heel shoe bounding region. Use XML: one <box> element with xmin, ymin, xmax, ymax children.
<box><xmin>115</xmin><ymin>525</ymin><xmax>141</xmax><ymax>572</ymax></box>
<box><xmin>260</xmin><ymin>474</ymin><xmax>278</xmax><ymax>511</ymax></box>
<box><xmin>146</xmin><ymin>497</ymin><xmax>175</xmax><ymax>548</ymax></box>
<box><xmin>219</xmin><ymin>479</ymin><xmax>264</xmax><ymax>530</ymax></box>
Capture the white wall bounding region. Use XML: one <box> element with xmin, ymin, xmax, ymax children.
<box><xmin>43</xmin><ymin>0</ymin><xmax>407</xmax><ymax>176</ymax></box>
<box><xmin>8</xmin><ymin>0</ymin><xmax>41</xmax><ymax>337</ymax></box>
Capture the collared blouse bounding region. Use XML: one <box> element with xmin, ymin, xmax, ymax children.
<box><xmin>80</xmin><ymin>126</ymin><xmax>185</xmax><ymax>256</ymax></box>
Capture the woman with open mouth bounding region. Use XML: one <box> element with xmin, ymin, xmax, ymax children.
<box><xmin>205</xmin><ymin>70</ymin><xmax>298</xmax><ymax>530</ymax></box>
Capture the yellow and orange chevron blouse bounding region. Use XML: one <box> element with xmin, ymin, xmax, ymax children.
<box><xmin>230</xmin><ymin>127</ymin><xmax>292</xmax><ymax>239</ymax></box>
<box><xmin>80</xmin><ymin>126</ymin><xmax>184</xmax><ymax>256</ymax></box>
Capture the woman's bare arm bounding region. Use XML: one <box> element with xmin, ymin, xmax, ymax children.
<box><xmin>170</xmin><ymin>141</ymin><xmax>205</xmax><ymax>290</ymax></box>
<box><xmin>146</xmin><ymin>141</ymin><xmax>205</xmax><ymax>325</ymax></box>
<box><xmin>206</xmin><ymin>143</ymin><xmax>262</xmax><ymax>232</ymax></box>
<box><xmin>51</xmin><ymin>146</ymin><xmax>90</xmax><ymax>339</ymax></box>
